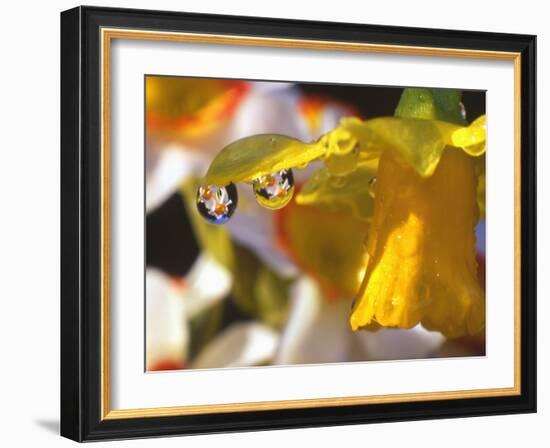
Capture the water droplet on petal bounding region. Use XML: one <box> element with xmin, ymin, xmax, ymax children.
<box><xmin>196</xmin><ymin>184</ymin><xmax>238</xmax><ymax>224</ymax></box>
<box><xmin>252</xmin><ymin>169</ymin><xmax>295</xmax><ymax>209</ymax></box>
<box><xmin>367</xmin><ymin>177</ymin><xmax>377</xmax><ymax>197</ymax></box>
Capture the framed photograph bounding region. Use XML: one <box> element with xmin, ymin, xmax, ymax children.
<box><xmin>60</xmin><ymin>6</ymin><xmax>536</xmax><ymax>442</ymax></box>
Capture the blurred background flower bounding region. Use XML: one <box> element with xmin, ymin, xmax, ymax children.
<box><xmin>145</xmin><ymin>76</ymin><xmax>486</xmax><ymax>371</ymax></box>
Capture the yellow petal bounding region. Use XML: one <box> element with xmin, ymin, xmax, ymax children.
<box><xmin>203</xmin><ymin>114</ymin><xmax>486</xmax><ymax>188</ymax></box>
<box><xmin>350</xmin><ymin>148</ymin><xmax>484</xmax><ymax>338</ymax></box>
<box><xmin>475</xmin><ymin>156</ymin><xmax>486</xmax><ymax>219</ymax></box>
<box><xmin>324</xmin><ymin>149</ymin><xmax>360</xmax><ymax>176</ymax></box>
<box><xmin>204</xmin><ymin>134</ymin><xmax>324</xmax><ymax>186</ymax></box>
<box><xmin>452</xmin><ymin>115</ymin><xmax>486</xmax><ymax>156</ymax></box>
<box><xmin>295</xmin><ymin>161</ymin><xmax>377</xmax><ymax>221</ymax></box>
<box><xmin>343</xmin><ymin>117</ymin><xmax>460</xmax><ymax>177</ymax></box>
<box><xmin>277</xmin><ymin>200</ymin><xmax>368</xmax><ymax>298</ymax></box>
<box><xmin>203</xmin><ymin>126</ymin><xmax>360</xmax><ymax>186</ymax></box>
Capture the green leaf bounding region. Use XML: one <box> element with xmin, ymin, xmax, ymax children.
<box><xmin>230</xmin><ymin>244</ymin><xmax>292</xmax><ymax>329</ymax></box>
<box><xmin>187</xmin><ymin>301</ymin><xmax>224</xmax><ymax>362</ymax></box>
<box><xmin>229</xmin><ymin>244</ymin><xmax>263</xmax><ymax>316</ymax></box>
<box><xmin>394</xmin><ymin>88</ymin><xmax>466</xmax><ymax>125</ymax></box>
<box><xmin>254</xmin><ymin>266</ymin><xmax>292</xmax><ymax>329</ymax></box>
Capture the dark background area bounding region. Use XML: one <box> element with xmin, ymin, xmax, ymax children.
<box><xmin>298</xmin><ymin>83</ymin><xmax>485</xmax><ymax>121</ymax></box>
<box><xmin>146</xmin><ymin>84</ymin><xmax>485</xmax><ymax>277</ymax></box>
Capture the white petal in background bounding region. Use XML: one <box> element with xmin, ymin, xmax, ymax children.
<box><xmin>275</xmin><ymin>276</ymin><xmax>354</xmax><ymax>365</ymax></box>
<box><xmin>355</xmin><ymin>325</ymin><xmax>445</xmax><ymax>362</ymax></box>
<box><xmin>190</xmin><ymin>322</ymin><xmax>279</xmax><ymax>370</ymax></box>
<box><xmin>320</xmin><ymin>104</ymin><xmax>354</xmax><ymax>135</ymax></box>
<box><xmin>183</xmin><ymin>253</ymin><xmax>232</xmax><ymax>318</ymax></box>
<box><xmin>275</xmin><ymin>276</ymin><xmax>446</xmax><ymax>365</ymax></box>
<box><xmin>228</xmin><ymin>87</ymin><xmax>308</xmax><ymax>142</ymax></box>
<box><xmin>145</xmin><ymin>146</ymin><xmax>209</xmax><ymax>212</ymax></box>
<box><xmin>227</xmin><ymin>184</ymin><xmax>298</xmax><ymax>278</ymax></box>
<box><xmin>145</xmin><ymin>268</ymin><xmax>189</xmax><ymax>370</ymax></box>
<box><xmin>248</xmin><ymin>81</ymin><xmax>296</xmax><ymax>93</ymax></box>
<box><xmin>146</xmin><ymin>256</ymin><xmax>231</xmax><ymax>371</ymax></box>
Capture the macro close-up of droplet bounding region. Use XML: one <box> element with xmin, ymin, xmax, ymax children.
<box><xmin>196</xmin><ymin>184</ymin><xmax>238</xmax><ymax>224</ymax></box>
<box><xmin>252</xmin><ymin>169</ymin><xmax>295</xmax><ymax>210</ymax></box>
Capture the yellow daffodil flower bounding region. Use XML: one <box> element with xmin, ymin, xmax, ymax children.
<box><xmin>348</xmin><ymin>89</ymin><xmax>486</xmax><ymax>338</ymax></box>
<box><xmin>349</xmin><ymin>149</ymin><xmax>484</xmax><ymax>338</ymax></box>
<box><xmin>201</xmin><ymin>88</ymin><xmax>486</xmax><ymax>338</ymax></box>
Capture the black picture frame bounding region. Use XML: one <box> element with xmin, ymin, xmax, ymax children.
<box><xmin>61</xmin><ymin>5</ymin><xmax>536</xmax><ymax>442</ymax></box>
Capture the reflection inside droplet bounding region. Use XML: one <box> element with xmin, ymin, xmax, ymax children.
<box><xmin>252</xmin><ymin>169</ymin><xmax>295</xmax><ymax>209</ymax></box>
<box><xmin>196</xmin><ymin>183</ymin><xmax>238</xmax><ymax>224</ymax></box>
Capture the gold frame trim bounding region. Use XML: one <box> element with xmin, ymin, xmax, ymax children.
<box><xmin>100</xmin><ymin>28</ymin><xmax>522</xmax><ymax>420</ymax></box>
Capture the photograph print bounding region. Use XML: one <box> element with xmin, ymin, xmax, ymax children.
<box><xmin>144</xmin><ymin>76</ymin><xmax>487</xmax><ymax>372</ymax></box>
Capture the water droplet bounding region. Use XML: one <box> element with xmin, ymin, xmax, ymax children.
<box><xmin>459</xmin><ymin>101</ymin><xmax>467</xmax><ymax>121</ymax></box>
<box><xmin>252</xmin><ymin>169</ymin><xmax>295</xmax><ymax>210</ymax></box>
<box><xmin>196</xmin><ymin>184</ymin><xmax>238</xmax><ymax>224</ymax></box>
<box><xmin>367</xmin><ymin>177</ymin><xmax>377</xmax><ymax>197</ymax></box>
